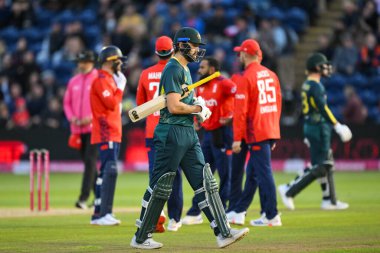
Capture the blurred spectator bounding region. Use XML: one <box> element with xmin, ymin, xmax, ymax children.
<box><xmin>52</xmin><ymin>35</ymin><xmax>85</xmax><ymax>66</ymax></box>
<box><xmin>257</xmin><ymin>18</ymin><xmax>277</xmax><ymax>70</ymax></box>
<box><xmin>343</xmin><ymin>85</ymin><xmax>368</xmax><ymax>124</ymax></box>
<box><xmin>11</xmin><ymin>97</ymin><xmax>30</xmax><ymax>128</ymax></box>
<box><xmin>341</xmin><ymin>0</ymin><xmax>359</xmax><ymax>29</ymax></box>
<box><xmin>316</xmin><ymin>34</ymin><xmax>335</xmax><ymax>60</ymax></box>
<box><xmin>358</xmin><ymin>0</ymin><xmax>378</xmax><ymax>33</ymax></box>
<box><xmin>42</xmin><ymin>97</ymin><xmax>63</xmax><ymax>128</ymax></box>
<box><xmin>144</xmin><ymin>2</ymin><xmax>165</xmax><ymax>37</ymax></box>
<box><xmin>0</xmin><ymin>39</ymin><xmax>6</xmax><ymax>69</ymax></box>
<box><xmin>118</xmin><ymin>4</ymin><xmax>146</xmax><ymax>38</ymax></box>
<box><xmin>183</xmin><ymin>3</ymin><xmax>205</xmax><ymax>34</ymax></box>
<box><xmin>0</xmin><ymin>0</ymin><xmax>11</xmax><ymax>29</ymax></box>
<box><xmin>41</xmin><ymin>70</ymin><xmax>59</xmax><ymax>99</ymax></box>
<box><xmin>7</xmin><ymin>83</ymin><xmax>23</xmax><ymax>114</ymax></box>
<box><xmin>16</xmin><ymin>51</ymin><xmax>40</xmax><ymax>93</ymax></box>
<box><xmin>205</xmin><ymin>5</ymin><xmax>228</xmax><ymax>37</ymax></box>
<box><xmin>26</xmin><ymin>83</ymin><xmax>45</xmax><ymax>126</ymax></box>
<box><xmin>332</xmin><ymin>33</ymin><xmax>358</xmax><ymax>75</ymax></box>
<box><xmin>37</xmin><ymin>22</ymin><xmax>65</xmax><ymax>65</ymax></box>
<box><xmin>9</xmin><ymin>0</ymin><xmax>35</xmax><ymax>29</ymax></box>
<box><xmin>110</xmin><ymin>23</ymin><xmax>134</xmax><ymax>56</ymax></box>
<box><xmin>358</xmin><ymin>32</ymin><xmax>380</xmax><ymax>76</ymax></box>
<box><xmin>0</xmin><ymin>101</ymin><xmax>9</xmax><ymax>128</ymax></box>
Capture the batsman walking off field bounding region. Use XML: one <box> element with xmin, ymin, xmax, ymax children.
<box><xmin>136</xmin><ymin>36</ymin><xmax>183</xmax><ymax>232</ymax></box>
<box><xmin>130</xmin><ymin>27</ymin><xmax>249</xmax><ymax>250</ymax></box>
<box><xmin>278</xmin><ymin>53</ymin><xmax>352</xmax><ymax>211</ymax></box>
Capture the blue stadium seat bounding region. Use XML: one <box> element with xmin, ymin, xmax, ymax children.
<box><xmin>35</xmin><ymin>7</ymin><xmax>55</xmax><ymax>29</ymax></box>
<box><xmin>324</xmin><ymin>74</ymin><xmax>346</xmax><ymax>89</ymax></box>
<box><xmin>262</xmin><ymin>7</ymin><xmax>285</xmax><ymax>21</ymax></box>
<box><xmin>55</xmin><ymin>10</ymin><xmax>76</xmax><ymax>25</ymax></box>
<box><xmin>284</xmin><ymin>7</ymin><xmax>308</xmax><ymax>34</ymax></box>
<box><xmin>21</xmin><ymin>28</ymin><xmax>45</xmax><ymax>45</ymax></box>
<box><xmin>359</xmin><ymin>90</ymin><xmax>378</xmax><ymax>107</ymax></box>
<box><xmin>346</xmin><ymin>73</ymin><xmax>369</xmax><ymax>88</ymax></box>
<box><xmin>368</xmin><ymin>76</ymin><xmax>380</xmax><ymax>92</ymax></box>
<box><xmin>0</xmin><ymin>26</ymin><xmax>20</xmax><ymax>45</ymax></box>
<box><xmin>53</xmin><ymin>61</ymin><xmax>75</xmax><ymax>85</ymax></box>
<box><xmin>84</xmin><ymin>26</ymin><xmax>101</xmax><ymax>49</ymax></box>
<box><xmin>79</xmin><ymin>9</ymin><xmax>96</xmax><ymax>25</ymax></box>
<box><xmin>329</xmin><ymin>105</ymin><xmax>342</xmax><ymax>121</ymax></box>
<box><xmin>327</xmin><ymin>89</ymin><xmax>345</xmax><ymax>105</ymax></box>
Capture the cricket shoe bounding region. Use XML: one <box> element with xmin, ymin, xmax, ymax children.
<box><xmin>250</xmin><ymin>213</ymin><xmax>282</xmax><ymax>227</ymax></box>
<box><xmin>104</xmin><ymin>213</ymin><xmax>121</xmax><ymax>224</ymax></box>
<box><xmin>321</xmin><ymin>200</ymin><xmax>349</xmax><ymax>210</ymax></box>
<box><xmin>229</xmin><ymin>211</ymin><xmax>246</xmax><ymax>225</ymax></box>
<box><xmin>130</xmin><ymin>235</ymin><xmax>163</xmax><ymax>249</ymax></box>
<box><xmin>155</xmin><ymin>210</ymin><xmax>166</xmax><ymax>233</ymax></box>
<box><xmin>181</xmin><ymin>214</ymin><xmax>203</xmax><ymax>225</ymax></box>
<box><xmin>216</xmin><ymin>227</ymin><xmax>249</xmax><ymax>248</ymax></box>
<box><xmin>75</xmin><ymin>201</ymin><xmax>88</xmax><ymax>210</ymax></box>
<box><xmin>278</xmin><ymin>184</ymin><xmax>295</xmax><ymax>210</ymax></box>
<box><xmin>90</xmin><ymin>214</ymin><xmax>120</xmax><ymax>226</ymax></box>
<box><xmin>226</xmin><ymin>211</ymin><xmax>236</xmax><ymax>223</ymax></box>
<box><xmin>167</xmin><ymin>219</ymin><xmax>182</xmax><ymax>232</ymax></box>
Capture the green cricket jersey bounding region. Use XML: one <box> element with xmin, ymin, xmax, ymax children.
<box><xmin>158</xmin><ymin>57</ymin><xmax>195</xmax><ymax>127</ymax></box>
<box><xmin>301</xmin><ymin>78</ymin><xmax>338</xmax><ymax>125</ymax></box>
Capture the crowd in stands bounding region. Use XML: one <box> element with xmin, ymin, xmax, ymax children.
<box><xmin>0</xmin><ymin>0</ymin><xmax>378</xmax><ymax>130</ymax></box>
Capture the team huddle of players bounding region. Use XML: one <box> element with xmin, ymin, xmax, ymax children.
<box><xmin>84</xmin><ymin>26</ymin><xmax>352</xmax><ymax>249</ymax></box>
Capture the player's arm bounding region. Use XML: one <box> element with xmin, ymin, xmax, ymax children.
<box><xmin>232</xmin><ymin>76</ymin><xmax>249</xmax><ymax>152</ymax></box>
<box><xmin>136</xmin><ymin>72</ymin><xmax>147</xmax><ymax>106</ymax></box>
<box><xmin>221</xmin><ymin>78</ymin><xmax>237</xmax><ymax>96</ymax></box>
<box><xmin>63</xmin><ymin>80</ymin><xmax>76</xmax><ymax>123</ymax></box>
<box><xmin>94</xmin><ymin>79</ymin><xmax>123</xmax><ymax>110</ymax></box>
<box><xmin>167</xmin><ymin>92</ymin><xmax>201</xmax><ymax>114</ymax></box>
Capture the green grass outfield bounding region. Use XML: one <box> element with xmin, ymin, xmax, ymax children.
<box><xmin>0</xmin><ymin>171</ymin><xmax>380</xmax><ymax>253</ymax></box>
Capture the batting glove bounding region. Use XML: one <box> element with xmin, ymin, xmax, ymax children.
<box><xmin>334</xmin><ymin>123</ymin><xmax>352</xmax><ymax>142</ymax></box>
<box><xmin>192</xmin><ymin>96</ymin><xmax>212</xmax><ymax>123</ymax></box>
<box><xmin>113</xmin><ymin>71</ymin><xmax>127</xmax><ymax>91</ymax></box>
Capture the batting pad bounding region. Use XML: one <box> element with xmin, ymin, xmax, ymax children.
<box><xmin>203</xmin><ymin>163</ymin><xmax>231</xmax><ymax>238</ymax></box>
<box><xmin>135</xmin><ymin>172</ymin><xmax>176</xmax><ymax>243</ymax></box>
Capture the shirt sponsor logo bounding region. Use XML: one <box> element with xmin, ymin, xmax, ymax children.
<box><xmin>148</xmin><ymin>72</ymin><xmax>161</xmax><ymax>79</ymax></box>
<box><xmin>206</xmin><ymin>99</ymin><xmax>217</xmax><ymax>107</ymax></box>
<box><xmin>236</xmin><ymin>94</ymin><xmax>245</xmax><ymax>99</ymax></box>
<box><xmin>102</xmin><ymin>90</ymin><xmax>111</xmax><ymax>97</ymax></box>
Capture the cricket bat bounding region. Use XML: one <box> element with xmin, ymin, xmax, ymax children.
<box><xmin>128</xmin><ymin>71</ymin><xmax>221</xmax><ymax>122</ymax></box>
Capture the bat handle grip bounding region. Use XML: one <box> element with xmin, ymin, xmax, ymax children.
<box><xmin>181</xmin><ymin>87</ymin><xmax>189</xmax><ymax>96</ymax></box>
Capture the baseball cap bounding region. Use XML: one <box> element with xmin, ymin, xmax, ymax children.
<box><xmin>75</xmin><ymin>50</ymin><xmax>96</xmax><ymax>62</ymax></box>
<box><xmin>155</xmin><ymin>36</ymin><xmax>174</xmax><ymax>57</ymax></box>
<box><xmin>233</xmin><ymin>39</ymin><xmax>261</xmax><ymax>56</ymax></box>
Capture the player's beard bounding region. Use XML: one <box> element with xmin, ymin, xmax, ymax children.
<box><xmin>199</xmin><ymin>72</ymin><xmax>210</xmax><ymax>80</ymax></box>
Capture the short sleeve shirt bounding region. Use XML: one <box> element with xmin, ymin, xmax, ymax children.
<box><xmin>158</xmin><ymin>58</ymin><xmax>194</xmax><ymax>127</ymax></box>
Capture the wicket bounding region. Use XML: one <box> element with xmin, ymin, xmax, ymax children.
<box><xmin>29</xmin><ymin>149</ymin><xmax>50</xmax><ymax>211</ymax></box>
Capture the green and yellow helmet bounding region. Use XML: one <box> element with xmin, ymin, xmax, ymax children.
<box><xmin>173</xmin><ymin>27</ymin><xmax>206</xmax><ymax>62</ymax></box>
<box><xmin>306</xmin><ymin>52</ymin><xmax>332</xmax><ymax>77</ymax></box>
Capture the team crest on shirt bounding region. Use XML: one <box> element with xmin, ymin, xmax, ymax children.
<box><xmin>102</xmin><ymin>90</ymin><xmax>111</xmax><ymax>97</ymax></box>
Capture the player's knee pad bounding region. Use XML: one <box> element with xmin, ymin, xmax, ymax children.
<box><xmin>135</xmin><ymin>172</ymin><xmax>176</xmax><ymax>243</ymax></box>
<box><xmin>203</xmin><ymin>163</ymin><xmax>231</xmax><ymax>238</ymax></box>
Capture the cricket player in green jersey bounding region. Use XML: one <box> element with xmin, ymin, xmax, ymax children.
<box><xmin>278</xmin><ymin>53</ymin><xmax>352</xmax><ymax>211</ymax></box>
<box><xmin>130</xmin><ymin>27</ymin><xmax>249</xmax><ymax>250</ymax></box>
